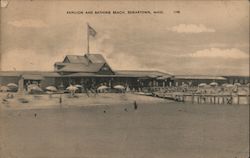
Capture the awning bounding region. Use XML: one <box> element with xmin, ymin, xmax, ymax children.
<box><xmin>22</xmin><ymin>75</ymin><xmax>44</xmax><ymax>80</ymax></box>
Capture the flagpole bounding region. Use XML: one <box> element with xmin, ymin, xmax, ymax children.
<box><xmin>87</xmin><ymin>23</ymin><xmax>89</xmax><ymax>54</ymax></box>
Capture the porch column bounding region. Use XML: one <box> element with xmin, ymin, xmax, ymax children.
<box><xmin>18</xmin><ymin>75</ymin><xmax>24</xmax><ymax>95</ymax></box>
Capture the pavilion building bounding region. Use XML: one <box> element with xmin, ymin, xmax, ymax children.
<box><xmin>0</xmin><ymin>53</ymin><xmax>173</xmax><ymax>91</ymax></box>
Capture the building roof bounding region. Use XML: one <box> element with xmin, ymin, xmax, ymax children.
<box><xmin>62</xmin><ymin>54</ymin><xmax>106</xmax><ymax>64</ymax></box>
<box><xmin>56</xmin><ymin>54</ymin><xmax>111</xmax><ymax>73</ymax></box>
<box><xmin>63</xmin><ymin>55</ymin><xmax>89</xmax><ymax>64</ymax></box>
<box><xmin>157</xmin><ymin>75</ymin><xmax>173</xmax><ymax>80</ymax></box>
<box><xmin>56</xmin><ymin>63</ymin><xmax>105</xmax><ymax>73</ymax></box>
<box><xmin>0</xmin><ymin>71</ymin><xmax>61</xmax><ymax>77</ymax></box>
<box><xmin>174</xmin><ymin>75</ymin><xmax>226</xmax><ymax>80</ymax></box>
<box><xmin>23</xmin><ymin>74</ymin><xmax>44</xmax><ymax>80</ymax></box>
<box><xmin>115</xmin><ymin>70</ymin><xmax>172</xmax><ymax>78</ymax></box>
<box><xmin>62</xmin><ymin>72</ymin><xmax>97</xmax><ymax>77</ymax></box>
<box><xmin>63</xmin><ymin>72</ymin><xmax>120</xmax><ymax>77</ymax></box>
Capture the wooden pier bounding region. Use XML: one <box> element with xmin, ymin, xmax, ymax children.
<box><xmin>153</xmin><ymin>92</ymin><xmax>250</xmax><ymax>105</ymax></box>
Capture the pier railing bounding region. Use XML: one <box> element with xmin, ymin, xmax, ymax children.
<box><xmin>153</xmin><ymin>92</ymin><xmax>250</xmax><ymax>105</ymax></box>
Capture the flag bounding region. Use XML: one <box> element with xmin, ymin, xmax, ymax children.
<box><xmin>88</xmin><ymin>24</ymin><xmax>97</xmax><ymax>37</ymax></box>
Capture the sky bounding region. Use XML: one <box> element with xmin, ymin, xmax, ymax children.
<box><xmin>1</xmin><ymin>0</ymin><xmax>249</xmax><ymax>76</ymax></box>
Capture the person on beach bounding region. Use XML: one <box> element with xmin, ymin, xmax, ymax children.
<box><xmin>134</xmin><ymin>101</ymin><xmax>138</xmax><ymax>110</ymax></box>
<box><xmin>59</xmin><ymin>94</ymin><xmax>62</xmax><ymax>104</ymax></box>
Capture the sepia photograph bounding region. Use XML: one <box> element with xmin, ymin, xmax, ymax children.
<box><xmin>0</xmin><ymin>0</ymin><xmax>249</xmax><ymax>158</ymax></box>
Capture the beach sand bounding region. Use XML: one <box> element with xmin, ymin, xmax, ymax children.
<box><xmin>0</xmin><ymin>93</ymin><xmax>249</xmax><ymax>158</ymax></box>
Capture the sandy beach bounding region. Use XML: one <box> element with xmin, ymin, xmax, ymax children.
<box><xmin>0</xmin><ymin>93</ymin><xmax>171</xmax><ymax>110</ymax></box>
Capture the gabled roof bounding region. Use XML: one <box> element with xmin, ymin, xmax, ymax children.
<box><xmin>57</xmin><ymin>54</ymin><xmax>112</xmax><ymax>73</ymax></box>
<box><xmin>63</xmin><ymin>55</ymin><xmax>89</xmax><ymax>64</ymax></box>
<box><xmin>62</xmin><ymin>54</ymin><xmax>106</xmax><ymax>64</ymax></box>
<box><xmin>56</xmin><ymin>63</ymin><xmax>105</xmax><ymax>73</ymax></box>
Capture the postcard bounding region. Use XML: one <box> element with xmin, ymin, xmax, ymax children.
<box><xmin>0</xmin><ymin>0</ymin><xmax>249</xmax><ymax>158</ymax></box>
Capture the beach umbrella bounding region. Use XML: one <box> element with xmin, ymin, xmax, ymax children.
<box><xmin>0</xmin><ymin>86</ymin><xmax>10</xmax><ymax>92</ymax></box>
<box><xmin>66</xmin><ymin>85</ymin><xmax>78</xmax><ymax>91</ymax></box>
<box><xmin>66</xmin><ymin>85</ymin><xmax>78</xmax><ymax>96</ymax></box>
<box><xmin>28</xmin><ymin>85</ymin><xmax>43</xmax><ymax>94</ymax></box>
<box><xmin>7</xmin><ymin>83</ymin><xmax>18</xmax><ymax>88</ymax></box>
<box><xmin>114</xmin><ymin>85</ymin><xmax>125</xmax><ymax>90</ymax></box>
<box><xmin>209</xmin><ymin>82</ymin><xmax>218</xmax><ymax>86</ymax></box>
<box><xmin>198</xmin><ymin>83</ymin><xmax>207</xmax><ymax>87</ymax></box>
<box><xmin>97</xmin><ymin>85</ymin><xmax>109</xmax><ymax>91</ymax></box>
<box><xmin>46</xmin><ymin>86</ymin><xmax>57</xmax><ymax>92</ymax></box>
<box><xmin>7</xmin><ymin>83</ymin><xmax>18</xmax><ymax>92</ymax></box>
